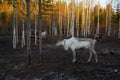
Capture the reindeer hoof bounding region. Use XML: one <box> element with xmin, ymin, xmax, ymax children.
<box><xmin>72</xmin><ymin>59</ymin><xmax>77</xmax><ymax>63</ymax></box>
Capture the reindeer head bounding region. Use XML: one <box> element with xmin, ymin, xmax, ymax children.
<box><xmin>56</xmin><ymin>39</ymin><xmax>65</xmax><ymax>46</ymax></box>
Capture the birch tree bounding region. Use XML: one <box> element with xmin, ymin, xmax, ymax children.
<box><xmin>96</xmin><ymin>0</ymin><xmax>100</xmax><ymax>35</ymax></box>
<box><xmin>34</xmin><ymin>0</ymin><xmax>37</xmax><ymax>45</ymax></box>
<box><xmin>63</xmin><ymin>0</ymin><xmax>67</xmax><ymax>35</ymax></box>
<box><xmin>81</xmin><ymin>0</ymin><xmax>85</xmax><ymax>36</ymax></box>
<box><xmin>106</xmin><ymin>2</ymin><xmax>108</xmax><ymax>33</ymax></box>
<box><xmin>71</xmin><ymin>0</ymin><xmax>75</xmax><ymax>37</ymax></box>
<box><xmin>107</xmin><ymin>0</ymin><xmax>113</xmax><ymax>37</ymax></box>
<box><xmin>76</xmin><ymin>0</ymin><xmax>79</xmax><ymax>37</ymax></box>
<box><xmin>117</xmin><ymin>2</ymin><xmax>120</xmax><ymax>39</ymax></box>
<box><xmin>26</xmin><ymin>0</ymin><xmax>31</xmax><ymax>64</ymax></box>
<box><xmin>59</xmin><ymin>0</ymin><xmax>62</xmax><ymax>36</ymax></box>
<box><xmin>21</xmin><ymin>0</ymin><xmax>25</xmax><ymax>48</ymax></box>
<box><xmin>12</xmin><ymin>0</ymin><xmax>16</xmax><ymax>49</ymax></box>
<box><xmin>15</xmin><ymin>3</ymin><xmax>18</xmax><ymax>44</ymax></box>
<box><xmin>38</xmin><ymin>0</ymin><xmax>42</xmax><ymax>61</ymax></box>
<box><xmin>67</xmin><ymin>1</ymin><xmax>70</xmax><ymax>36</ymax></box>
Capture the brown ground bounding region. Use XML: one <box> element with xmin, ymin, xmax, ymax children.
<box><xmin>0</xmin><ymin>36</ymin><xmax>120</xmax><ymax>80</ymax></box>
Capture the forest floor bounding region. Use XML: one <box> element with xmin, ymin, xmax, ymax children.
<box><xmin>0</xmin><ymin>36</ymin><xmax>120</xmax><ymax>80</ymax></box>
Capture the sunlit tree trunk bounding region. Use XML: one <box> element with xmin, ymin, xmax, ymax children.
<box><xmin>76</xmin><ymin>0</ymin><xmax>79</xmax><ymax>37</ymax></box>
<box><xmin>64</xmin><ymin>0</ymin><xmax>67</xmax><ymax>35</ymax></box>
<box><xmin>15</xmin><ymin>3</ymin><xmax>18</xmax><ymax>44</ymax></box>
<box><xmin>13</xmin><ymin>3</ymin><xmax>16</xmax><ymax>49</ymax></box>
<box><xmin>59</xmin><ymin>0</ymin><xmax>62</xmax><ymax>36</ymax></box>
<box><xmin>21</xmin><ymin>0</ymin><xmax>25</xmax><ymax>48</ymax></box>
<box><xmin>67</xmin><ymin>4</ymin><xmax>70</xmax><ymax>36</ymax></box>
<box><xmin>34</xmin><ymin>0</ymin><xmax>37</xmax><ymax>45</ymax></box>
<box><xmin>71</xmin><ymin>0</ymin><xmax>75</xmax><ymax>37</ymax></box>
<box><xmin>106</xmin><ymin>7</ymin><xmax>108</xmax><ymax>33</ymax></box>
<box><xmin>38</xmin><ymin>0</ymin><xmax>42</xmax><ymax>61</ymax></box>
<box><xmin>54</xmin><ymin>0</ymin><xmax>57</xmax><ymax>35</ymax></box>
<box><xmin>52</xmin><ymin>0</ymin><xmax>57</xmax><ymax>36</ymax></box>
<box><xmin>26</xmin><ymin>0</ymin><xmax>31</xmax><ymax>64</ymax></box>
<box><xmin>81</xmin><ymin>0</ymin><xmax>85</xmax><ymax>36</ymax></box>
<box><xmin>88</xmin><ymin>0</ymin><xmax>91</xmax><ymax>36</ymax></box>
<box><xmin>85</xmin><ymin>0</ymin><xmax>88</xmax><ymax>37</ymax></box>
<box><xmin>108</xmin><ymin>0</ymin><xmax>113</xmax><ymax>37</ymax></box>
<box><xmin>96</xmin><ymin>0</ymin><xmax>100</xmax><ymax>35</ymax></box>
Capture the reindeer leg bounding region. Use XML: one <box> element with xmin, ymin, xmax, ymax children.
<box><xmin>87</xmin><ymin>50</ymin><xmax>92</xmax><ymax>62</ymax></box>
<box><xmin>91</xmin><ymin>49</ymin><xmax>98</xmax><ymax>62</ymax></box>
<box><xmin>72</xmin><ymin>50</ymin><xmax>77</xmax><ymax>63</ymax></box>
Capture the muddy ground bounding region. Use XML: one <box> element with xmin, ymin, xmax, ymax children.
<box><xmin>0</xmin><ymin>36</ymin><xmax>120</xmax><ymax>80</ymax></box>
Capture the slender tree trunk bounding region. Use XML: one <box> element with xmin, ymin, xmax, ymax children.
<box><xmin>52</xmin><ymin>0</ymin><xmax>56</xmax><ymax>36</ymax></box>
<box><xmin>76</xmin><ymin>0</ymin><xmax>79</xmax><ymax>37</ymax></box>
<box><xmin>88</xmin><ymin>0</ymin><xmax>91</xmax><ymax>36</ymax></box>
<box><xmin>108</xmin><ymin>4</ymin><xmax>111</xmax><ymax>37</ymax></box>
<box><xmin>21</xmin><ymin>0</ymin><xmax>25</xmax><ymax>48</ymax></box>
<box><xmin>106</xmin><ymin>9</ymin><xmax>108</xmax><ymax>33</ymax></box>
<box><xmin>26</xmin><ymin>0</ymin><xmax>31</xmax><ymax>64</ymax></box>
<box><xmin>59</xmin><ymin>0</ymin><xmax>62</xmax><ymax>36</ymax></box>
<box><xmin>15</xmin><ymin>4</ymin><xmax>18</xmax><ymax>44</ymax></box>
<box><xmin>34</xmin><ymin>1</ymin><xmax>37</xmax><ymax>45</ymax></box>
<box><xmin>85</xmin><ymin>0</ymin><xmax>88</xmax><ymax>37</ymax></box>
<box><xmin>64</xmin><ymin>1</ymin><xmax>67</xmax><ymax>35</ymax></box>
<box><xmin>71</xmin><ymin>0</ymin><xmax>75</xmax><ymax>37</ymax></box>
<box><xmin>96</xmin><ymin>0</ymin><xmax>100</xmax><ymax>35</ymax></box>
<box><xmin>67</xmin><ymin>4</ymin><xmax>69</xmax><ymax>36</ymax></box>
<box><xmin>54</xmin><ymin>0</ymin><xmax>57</xmax><ymax>35</ymax></box>
<box><xmin>118</xmin><ymin>14</ymin><xmax>120</xmax><ymax>39</ymax></box>
<box><xmin>81</xmin><ymin>0</ymin><xmax>85</xmax><ymax>36</ymax></box>
<box><xmin>38</xmin><ymin>0</ymin><xmax>42</xmax><ymax>61</ymax></box>
<box><xmin>13</xmin><ymin>5</ymin><xmax>16</xmax><ymax>49</ymax></box>
<box><xmin>108</xmin><ymin>0</ymin><xmax>113</xmax><ymax>37</ymax></box>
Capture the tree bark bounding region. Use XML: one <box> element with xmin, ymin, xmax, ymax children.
<box><xmin>34</xmin><ymin>0</ymin><xmax>37</xmax><ymax>45</ymax></box>
<box><xmin>13</xmin><ymin>4</ymin><xmax>16</xmax><ymax>49</ymax></box>
<box><xmin>26</xmin><ymin>0</ymin><xmax>31</xmax><ymax>64</ymax></box>
<box><xmin>71</xmin><ymin>0</ymin><xmax>75</xmax><ymax>37</ymax></box>
<box><xmin>21</xmin><ymin>0</ymin><xmax>25</xmax><ymax>48</ymax></box>
<box><xmin>38</xmin><ymin>0</ymin><xmax>42</xmax><ymax>61</ymax></box>
<box><xmin>96</xmin><ymin>0</ymin><xmax>100</xmax><ymax>35</ymax></box>
<box><xmin>67</xmin><ymin>3</ymin><xmax>69</xmax><ymax>36</ymax></box>
<box><xmin>118</xmin><ymin>13</ymin><xmax>120</xmax><ymax>39</ymax></box>
<box><xmin>76</xmin><ymin>0</ymin><xmax>79</xmax><ymax>37</ymax></box>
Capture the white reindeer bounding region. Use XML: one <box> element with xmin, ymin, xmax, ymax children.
<box><xmin>56</xmin><ymin>37</ymin><xmax>98</xmax><ymax>63</ymax></box>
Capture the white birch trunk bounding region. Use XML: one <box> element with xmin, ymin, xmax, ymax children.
<box><xmin>106</xmin><ymin>11</ymin><xmax>108</xmax><ymax>33</ymax></box>
<box><xmin>88</xmin><ymin>0</ymin><xmax>91</xmax><ymax>36</ymax></box>
<box><xmin>67</xmin><ymin>4</ymin><xmax>69</xmax><ymax>36</ymax></box>
<box><xmin>71</xmin><ymin>0</ymin><xmax>75</xmax><ymax>37</ymax></box>
<box><xmin>15</xmin><ymin>4</ymin><xmax>18</xmax><ymax>44</ymax></box>
<box><xmin>108</xmin><ymin>0</ymin><xmax>113</xmax><ymax>37</ymax></box>
<box><xmin>96</xmin><ymin>0</ymin><xmax>100</xmax><ymax>35</ymax></box>
<box><xmin>81</xmin><ymin>0</ymin><xmax>85</xmax><ymax>36</ymax></box>
<box><xmin>21</xmin><ymin>0</ymin><xmax>25</xmax><ymax>48</ymax></box>
<box><xmin>13</xmin><ymin>1</ymin><xmax>16</xmax><ymax>49</ymax></box>
<box><xmin>34</xmin><ymin>1</ymin><xmax>37</xmax><ymax>45</ymax></box>
<box><xmin>108</xmin><ymin>4</ymin><xmax>111</xmax><ymax>37</ymax></box>
<box><xmin>76</xmin><ymin>0</ymin><xmax>79</xmax><ymax>37</ymax></box>
<box><xmin>59</xmin><ymin>0</ymin><xmax>62</xmax><ymax>36</ymax></box>
<box><xmin>64</xmin><ymin>0</ymin><xmax>67</xmax><ymax>35</ymax></box>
